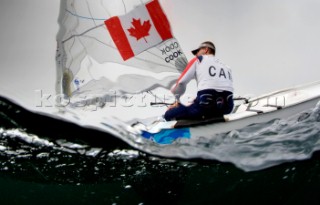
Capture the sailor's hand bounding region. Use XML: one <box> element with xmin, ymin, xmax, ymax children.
<box><xmin>168</xmin><ymin>101</ymin><xmax>180</xmax><ymax>110</ymax></box>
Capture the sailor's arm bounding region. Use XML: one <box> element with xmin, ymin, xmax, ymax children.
<box><xmin>171</xmin><ymin>57</ymin><xmax>198</xmax><ymax>99</ymax></box>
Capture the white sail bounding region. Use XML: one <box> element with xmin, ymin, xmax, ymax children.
<box><xmin>56</xmin><ymin>0</ymin><xmax>188</xmax><ymax>109</ymax></box>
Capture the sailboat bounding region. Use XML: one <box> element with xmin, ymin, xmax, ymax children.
<box><xmin>56</xmin><ymin>0</ymin><xmax>320</xmax><ymax>146</ymax></box>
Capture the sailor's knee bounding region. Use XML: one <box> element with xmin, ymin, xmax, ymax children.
<box><xmin>164</xmin><ymin>110</ymin><xmax>173</xmax><ymax>121</ymax></box>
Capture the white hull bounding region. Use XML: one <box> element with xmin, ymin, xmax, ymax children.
<box><xmin>191</xmin><ymin>95</ymin><xmax>320</xmax><ymax>137</ymax></box>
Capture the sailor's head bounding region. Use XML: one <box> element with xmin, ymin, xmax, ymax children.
<box><xmin>191</xmin><ymin>41</ymin><xmax>216</xmax><ymax>56</ymax></box>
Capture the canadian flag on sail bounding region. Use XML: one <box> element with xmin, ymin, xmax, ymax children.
<box><xmin>105</xmin><ymin>0</ymin><xmax>173</xmax><ymax>61</ymax></box>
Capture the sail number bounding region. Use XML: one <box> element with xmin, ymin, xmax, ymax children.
<box><xmin>161</xmin><ymin>42</ymin><xmax>183</xmax><ymax>63</ymax></box>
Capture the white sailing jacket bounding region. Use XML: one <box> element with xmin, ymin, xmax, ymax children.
<box><xmin>171</xmin><ymin>55</ymin><xmax>233</xmax><ymax>97</ymax></box>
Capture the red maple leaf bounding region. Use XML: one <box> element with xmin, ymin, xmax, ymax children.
<box><xmin>127</xmin><ymin>18</ymin><xmax>151</xmax><ymax>43</ymax></box>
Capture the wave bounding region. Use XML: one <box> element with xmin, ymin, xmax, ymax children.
<box><xmin>1</xmin><ymin>96</ymin><xmax>320</xmax><ymax>173</ymax></box>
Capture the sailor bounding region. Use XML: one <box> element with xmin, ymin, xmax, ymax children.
<box><xmin>164</xmin><ymin>41</ymin><xmax>234</xmax><ymax>121</ymax></box>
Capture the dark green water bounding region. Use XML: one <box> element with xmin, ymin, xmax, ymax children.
<box><xmin>1</xmin><ymin>97</ymin><xmax>320</xmax><ymax>205</ymax></box>
<box><xmin>1</xmin><ymin>152</ymin><xmax>320</xmax><ymax>205</ymax></box>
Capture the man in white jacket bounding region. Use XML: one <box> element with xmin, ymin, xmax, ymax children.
<box><xmin>164</xmin><ymin>41</ymin><xmax>234</xmax><ymax>121</ymax></box>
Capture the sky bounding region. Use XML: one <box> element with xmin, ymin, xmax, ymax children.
<box><xmin>0</xmin><ymin>0</ymin><xmax>59</xmax><ymax>110</ymax></box>
<box><xmin>0</xmin><ymin>0</ymin><xmax>320</xmax><ymax>120</ymax></box>
<box><xmin>163</xmin><ymin>0</ymin><xmax>320</xmax><ymax>96</ymax></box>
